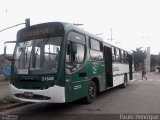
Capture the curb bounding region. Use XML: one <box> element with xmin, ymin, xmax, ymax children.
<box><xmin>0</xmin><ymin>83</ymin><xmax>9</xmax><ymax>86</ymax></box>
<box><xmin>129</xmin><ymin>79</ymin><xmax>137</xmax><ymax>82</ymax></box>
<box><xmin>0</xmin><ymin>102</ymin><xmax>31</xmax><ymax>112</ymax></box>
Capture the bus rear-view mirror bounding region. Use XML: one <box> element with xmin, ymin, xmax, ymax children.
<box><xmin>71</xmin><ymin>42</ymin><xmax>77</xmax><ymax>54</ymax></box>
<box><xmin>4</xmin><ymin>41</ymin><xmax>16</xmax><ymax>61</ymax></box>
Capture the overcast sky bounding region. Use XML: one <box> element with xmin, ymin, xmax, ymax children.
<box><xmin>0</xmin><ymin>0</ymin><xmax>160</xmax><ymax>54</ymax></box>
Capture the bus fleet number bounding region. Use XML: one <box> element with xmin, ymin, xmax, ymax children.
<box><xmin>42</xmin><ymin>77</ymin><xmax>54</xmax><ymax>82</ymax></box>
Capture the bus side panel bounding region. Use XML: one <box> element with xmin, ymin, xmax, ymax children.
<box><xmin>65</xmin><ymin>79</ymin><xmax>89</xmax><ymax>102</ymax></box>
<box><xmin>65</xmin><ymin>60</ymin><xmax>106</xmax><ymax>102</ymax></box>
<box><xmin>88</xmin><ymin>61</ymin><xmax>106</xmax><ymax>92</ymax></box>
<box><xmin>65</xmin><ymin>61</ymin><xmax>91</xmax><ymax>102</ymax></box>
<box><xmin>112</xmin><ymin>63</ymin><xmax>129</xmax><ymax>87</ymax></box>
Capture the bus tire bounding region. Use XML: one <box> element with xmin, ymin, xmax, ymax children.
<box><xmin>83</xmin><ymin>81</ymin><xmax>96</xmax><ymax>104</ymax></box>
<box><xmin>121</xmin><ymin>74</ymin><xmax>127</xmax><ymax>88</ymax></box>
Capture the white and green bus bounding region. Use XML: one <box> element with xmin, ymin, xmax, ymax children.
<box><xmin>4</xmin><ymin>22</ymin><xmax>133</xmax><ymax>103</ymax></box>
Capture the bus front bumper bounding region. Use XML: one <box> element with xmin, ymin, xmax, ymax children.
<box><xmin>10</xmin><ymin>84</ymin><xmax>65</xmax><ymax>103</ymax></box>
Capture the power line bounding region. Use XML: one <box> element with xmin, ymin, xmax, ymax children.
<box><xmin>0</xmin><ymin>18</ymin><xmax>30</xmax><ymax>33</ymax></box>
<box><xmin>73</xmin><ymin>23</ymin><xmax>84</xmax><ymax>26</ymax></box>
<box><xmin>0</xmin><ymin>23</ymin><xmax>24</xmax><ymax>33</ymax></box>
<box><xmin>108</xmin><ymin>28</ymin><xmax>115</xmax><ymax>42</ymax></box>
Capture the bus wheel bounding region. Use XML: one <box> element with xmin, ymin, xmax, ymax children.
<box><xmin>121</xmin><ymin>74</ymin><xmax>127</xmax><ymax>88</ymax></box>
<box><xmin>83</xmin><ymin>81</ymin><xmax>96</xmax><ymax>104</ymax></box>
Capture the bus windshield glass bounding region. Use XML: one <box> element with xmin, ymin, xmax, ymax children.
<box><xmin>13</xmin><ymin>37</ymin><xmax>62</xmax><ymax>75</ymax></box>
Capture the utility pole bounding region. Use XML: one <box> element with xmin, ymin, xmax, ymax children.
<box><xmin>110</xmin><ymin>28</ymin><xmax>112</xmax><ymax>42</ymax></box>
<box><xmin>108</xmin><ymin>28</ymin><xmax>114</xmax><ymax>42</ymax></box>
<box><xmin>144</xmin><ymin>47</ymin><xmax>150</xmax><ymax>72</ymax></box>
<box><xmin>0</xmin><ymin>18</ymin><xmax>30</xmax><ymax>33</ymax></box>
<box><xmin>25</xmin><ymin>18</ymin><xmax>30</xmax><ymax>27</ymax></box>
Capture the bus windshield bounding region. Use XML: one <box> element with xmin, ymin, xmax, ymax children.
<box><xmin>13</xmin><ymin>37</ymin><xmax>62</xmax><ymax>75</ymax></box>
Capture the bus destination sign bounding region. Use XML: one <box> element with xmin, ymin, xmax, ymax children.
<box><xmin>25</xmin><ymin>28</ymin><xmax>49</xmax><ymax>38</ymax></box>
<box><xmin>17</xmin><ymin>22</ymin><xmax>64</xmax><ymax>41</ymax></box>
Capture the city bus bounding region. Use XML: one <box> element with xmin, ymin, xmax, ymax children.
<box><xmin>4</xmin><ymin>22</ymin><xmax>133</xmax><ymax>103</ymax></box>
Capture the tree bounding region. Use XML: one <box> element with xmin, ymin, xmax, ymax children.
<box><xmin>132</xmin><ymin>47</ymin><xmax>146</xmax><ymax>71</ymax></box>
<box><xmin>158</xmin><ymin>53</ymin><xmax>160</xmax><ymax>66</ymax></box>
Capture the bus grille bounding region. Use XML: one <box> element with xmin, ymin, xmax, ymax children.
<box><xmin>15</xmin><ymin>93</ymin><xmax>51</xmax><ymax>100</ymax></box>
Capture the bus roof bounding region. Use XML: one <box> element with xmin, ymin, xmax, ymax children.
<box><xmin>61</xmin><ymin>22</ymin><xmax>132</xmax><ymax>54</ymax></box>
<box><xmin>61</xmin><ymin>22</ymin><xmax>103</xmax><ymax>42</ymax></box>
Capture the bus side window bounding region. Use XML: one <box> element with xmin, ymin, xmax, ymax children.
<box><xmin>119</xmin><ymin>49</ymin><xmax>122</xmax><ymax>63</ymax></box>
<box><xmin>116</xmin><ymin>48</ymin><xmax>120</xmax><ymax>62</ymax></box>
<box><xmin>112</xmin><ymin>47</ymin><xmax>116</xmax><ymax>62</ymax></box>
<box><xmin>126</xmin><ymin>52</ymin><xmax>129</xmax><ymax>63</ymax></box>
<box><xmin>122</xmin><ymin>51</ymin><xmax>128</xmax><ymax>63</ymax></box>
<box><xmin>66</xmin><ymin>41</ymin><xmax>71</xmax><ymax>63</ymax></box>
<box><xmin>89</xmin><ymin>38</ymin><xmax>103</xmax><ymax>61</ymax></box>
<box><xmin>122</xmin><ymin>50</ymin><xmax>125</xmax><ymax>63</ymax></box>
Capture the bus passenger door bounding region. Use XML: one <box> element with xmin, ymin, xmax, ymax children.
<box><xmin>128</xmin><ymin>54</ymin><xmax>133</xmax><ymax>80</ymax></box>
<box><xmin>104</xmin><ymin>46</ymin><xmax>113</xmax><ymax>88</ymax></box>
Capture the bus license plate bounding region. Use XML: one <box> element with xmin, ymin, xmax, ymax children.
<box><xmin>24</xmin><ymin>92</ymin><xmax>33</xmax><ymax>97</ymax></box>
